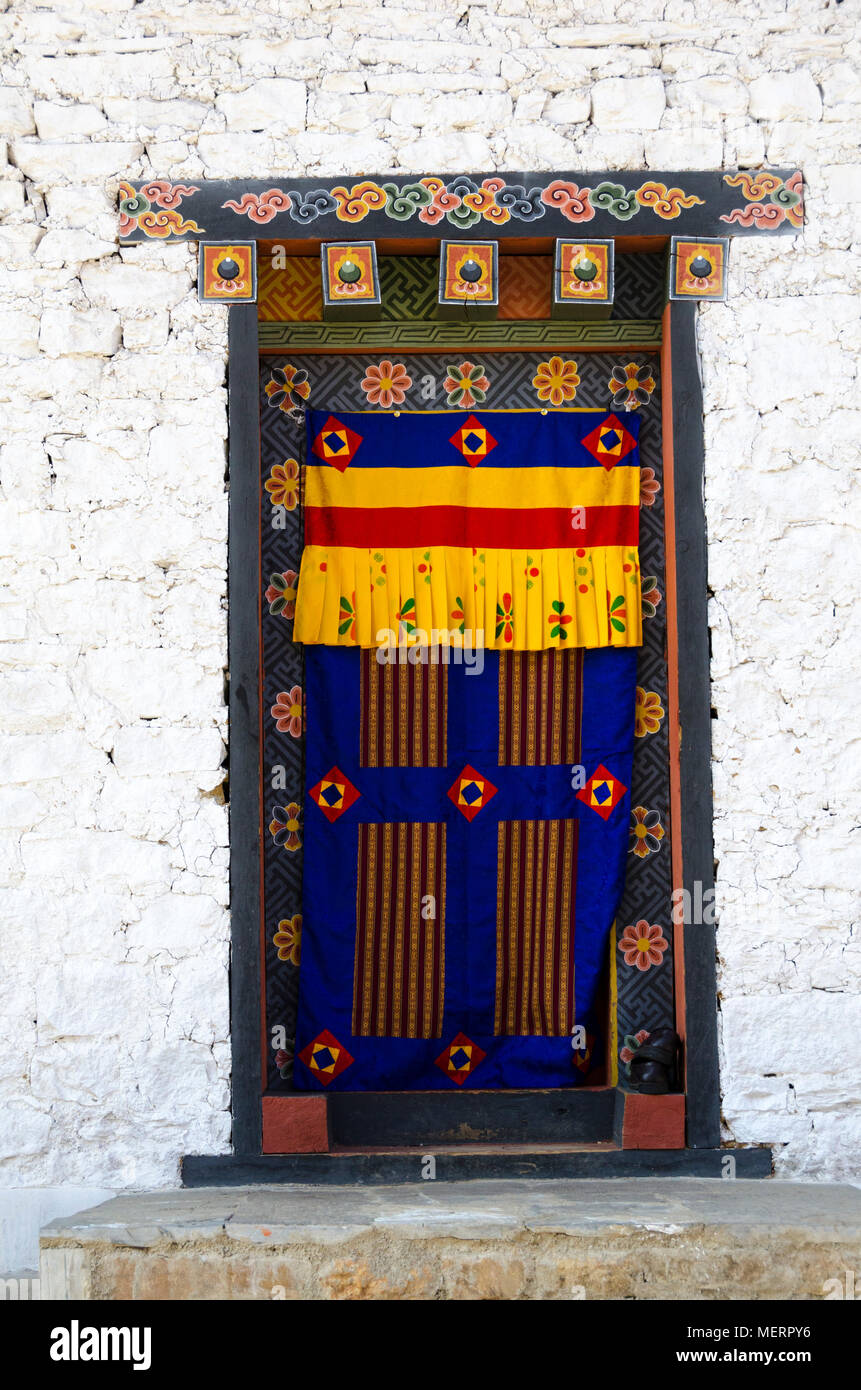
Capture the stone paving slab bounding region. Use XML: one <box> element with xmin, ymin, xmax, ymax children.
<box><xmin>39</xmin><ymin>1179</ymin><xmax>861</xmax><ymax>1300</ymax></box>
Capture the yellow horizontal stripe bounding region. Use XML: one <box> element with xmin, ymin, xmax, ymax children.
<box><xmin>306</xmin><ymin>464</ymin><xmax>638</xmax><ymax>511</ymax></box>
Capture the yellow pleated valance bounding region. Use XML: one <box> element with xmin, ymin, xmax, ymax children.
<box><xmin>294</xmin><ymin>408</ymin><xmax>643</xmax><ymax>651</ymax></box>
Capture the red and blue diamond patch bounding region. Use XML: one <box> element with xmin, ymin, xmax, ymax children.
<box><xmin>449</xmin><ymin>414</ymin><xmax>498</xmax><ymax>466</ymax></box>
<box><xmin>309</xmin><ymin>765</ymin><xmax>361</xmax><ymax>822</ymax></box>
<box><xmin>311</xmin><ymin>414</ymin><xmax>363</xmax><ymax>471</ymax></box>
<box><xmin>298</xmin><ymin>1029</ymin><xmax>354</xmax><ymax>1085</ymax></box>
<box><xmin>581</xmin><ymin>413</ymin><xmax>636</xmax><ymax>471</ymax></box>
<box><xmin>447</xmin><ymin>764</ymin><xmax>498</xmax><ymax>822</ymax></box>
<box><xmin>576</xmin><ymin>763</ymin><xmax>627</xmax><ymax>820</ymax></box>
<box><xmin>435</xmin><ymin>1032</ymin><xmax>486</xmax><ymax>1086</ymax></box>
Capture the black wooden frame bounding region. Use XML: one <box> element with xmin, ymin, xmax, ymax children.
<box><xmin>667</xmin><ymin>300</ymin><xmax>720</xmax><ymax>1149</ymax></box>
<box><xmin>227</xmin><ymin>304</ymin><xmax>264</xmax><ymax>1156</ymax></box>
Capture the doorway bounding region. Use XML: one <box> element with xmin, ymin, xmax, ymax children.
<box><xmin>257</xmin><ymin>248</ymin><xmax>675</xmax><ymax>1145</ymax></box>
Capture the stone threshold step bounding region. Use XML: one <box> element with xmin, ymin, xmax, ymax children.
<box><xmin>40</xmin><ymin>1177</ymin><xmax>861</xmax><ymax>1301</ymax></box>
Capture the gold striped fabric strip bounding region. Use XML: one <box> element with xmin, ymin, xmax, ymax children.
<box><xmin>495</xmin><ymin>818</ymin><xmax>578</xmax><ymax>1036</ymax></box>
<box><xmin>353</xmin><ymin>822</ymin><xmax>446</xmax><ymax>1038</ymax></box>
<box><xmin>360</xmin><ymin>652</ymin><xmax>447</xmax><ymax>767</ymax></box>
<box><xmin>498</xmin><ymin>649</ymin><xmax>584</xmax><ymax>765</ymax></box>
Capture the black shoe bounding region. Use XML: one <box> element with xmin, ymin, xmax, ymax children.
<box><xmin>628</xmin><ymin>1028</ymin><xmax>678</xmax><ymax>1094</ymax></box>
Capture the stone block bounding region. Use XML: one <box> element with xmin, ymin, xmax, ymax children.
<box><xmin>80</xmin><ymin>262</ymin><xmax>190</xmax><ymax>311</ymax></box>
<box><xmin>391</xmin><ymin>91</ymin><xmax>512</xmax><ymax>131</ymax></box>
<box><xmin>103</xmin><ymin>97</ymin><xmax>209</xmax><ymax>130</ymax></box>
<box><xmin>10</xmin><ymin>140</ymin><xmax>144</xmax><ymax>185</ymax></box>
<box><xmin>122</xmin><ymin>312</ymin><xmax>170</xmax><ymax>350</ymax></box>
<box><xmin>0</xmin><ymin>180</ymin><xmax>25</xmax><ymax>215</ymax></box>
<box><xmin>691</xmin><ymin>75</ymin><xmax>749</xmax><ymax>116</ymax></box>
<box><xmin>35</xmin><ymin>230</ymin><xmax>116</xmax><ymax>267</ymax></box>
<box><xmin>111</xmin><ymin>725</ymin><xmax>225</xmax><ymax>777</ymax></box>
<box><xmin>749</xmin><ymin>72</ymin><xmax>823</xmax><ymax>122</ymax></box>
<box><xmin>645</xmin><ymin>126</ymin><xmax>723</xmax><ymax>170</ymax></box>
<box><xmin>196</xmin><ymin>132</ymin><xmax>276</xmax><ymax>177</ymax></box>
<box><xmin>514</xmin><ymin>90</ymin><xmax>549</xmax><ymax>123</ymax></box>
<box><xmin>0</xmin><ymin>308</ymin><xmax>40</xmax><ymax>357</ymax></box>
<box><xmin>590</xmin><ymin>75</ymin><xmax>665</xmax><ymax>131</ymax></box>
<box><xmin>23</xmin><ymin>52</ymin><xmax>176</xmax><ymax>103</ymax></box>
<box><xmin>45</xmin><ymin>184</ymin><xmax>116</xmax><ymax>231</ymax></box>
<box><xmin>23</xmin><ymin>833</ymin><xmax>173</xmax><ymax>896</ymax></box>
<box><xmin>545</xmin><ymin>90</ymin><xmax>590</xmax><ymax>124</ymax></box>
<box><xmin>215</xmin><ymin>79</ymin><xmax>306</xmax><ymax>132</ymax></box>
<box><xmin>38</xmin><ymin>1247</ymin><xmax>92</xmax><ymax>1300</ymax></box>
<box><xmin>0</xmin><ymin>88</ymin><xmax>35</xmax><ymax>136</ymax></box>
<box><xmin>39</xmin><ymin>307</ymin><xmax>121</xmax><ymax>357</ymax></box>
<box><xmin>821</xmin><ymin>62</ymin><xmax>861</xmax><ymax>121</ymax></box>
<box><xmin>33</xmin><ymin>102</ymin><xmax>107</xmax><ymax>139</ymax></box>
<box><xmin>1</xmin><ymin>732</ymin><xmax>105</xmax><ymax>785</ymax></box>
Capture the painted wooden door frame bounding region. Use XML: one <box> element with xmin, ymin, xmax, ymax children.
<box><xmin>201</xmin><ymin>291</ymin><xmax>731</xmax><ymax>1181</ymax></box>
<box><xmin>117</xmin><ymin>169</ymin><xmax>800</xmax><ymax>1181</ymax></box>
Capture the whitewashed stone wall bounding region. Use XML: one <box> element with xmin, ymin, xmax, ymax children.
<box><xmin>0</xmin><ymin>0</ymin><xmax>858</xmax><ymax>1218</ymax></box>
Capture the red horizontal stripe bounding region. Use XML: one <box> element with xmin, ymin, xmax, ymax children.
<box><xmin>305</xmin><ymin>505</ymin><xmax>639</xmax><ymax>549</ymax></box>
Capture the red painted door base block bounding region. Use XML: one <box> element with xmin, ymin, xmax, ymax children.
<box><xmin>262</xmin><ymin>1096</ymin><xmax>330</xmax><ymax>1153</ymax></box>
<box><xmin>620</xmin><ymin>1092</ymin><xmax>686</xmax><ymax>1150</ymax></box>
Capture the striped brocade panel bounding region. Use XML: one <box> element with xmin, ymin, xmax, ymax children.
<box><xmin>360</xmin><ymin>651</ymin><xmax>447</xmax><ymax>767</ymax></box>
<box><xmin>498</xmin><ymin>649</ymin><xmax>584</xmax><ymax>766</ymax></box>
<box><xmin>353</xmin><ymin>822</ymin><xmax>446</xmax><ymax>1038</ymax></box>
<box><xmin>495</xmin><ymin>818</ymin><xmax>579</xmax><ymax>1036</ymax></box>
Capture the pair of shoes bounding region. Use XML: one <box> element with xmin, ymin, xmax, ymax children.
<box><xmin>629</xmin><ymin>1028</ymin><xmax>678</xmax><ymax>1094</ymax></box>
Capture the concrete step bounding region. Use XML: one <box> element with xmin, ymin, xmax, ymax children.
<box><xmin>40</xmin><ymin>1177</ymin><xmax>861</xmax><ymax>1300</ymax></box>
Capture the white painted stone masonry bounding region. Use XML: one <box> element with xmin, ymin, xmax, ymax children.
<box><xmin>0</xmin><ymin>1</ymin><xmax>859</xmax><ymax>1235</ymax></box>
